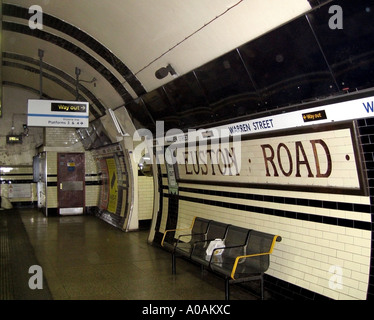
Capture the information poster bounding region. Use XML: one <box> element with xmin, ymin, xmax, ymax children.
<box><xmin>9</xmin><ymin>184</ymin><xmax>32</xmax><ymax>198</ymax></box>
<box><xmin>99</xmin><ymin>158</ymin><xmax>109</xmax><ymax>210</ymax></box>
<box><xmin>106</xmin><ymin>158</ymin><xmax>118</xmax><ymax>213</ymax></box>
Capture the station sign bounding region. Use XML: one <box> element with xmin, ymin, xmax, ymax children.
<box><xmin>302</xmin><ymin>110</ymin><xmax>327</xmax><ymax>123</ymax></box>
<box><xmin>27</xmin><ymin>99</ymin><xmax>89</xmax><ymax>128</ymax></box>
<box><xmin>163</xmin><ymin>94</ymin><xmax>374</xmax><ymax>144</ymax></box>
<box><xmin>217</xmin><ymin>94</ymin><xmax>374</xmax><ymax>138</ymax></box>
<box><xmin>176</xmin><ymin>122</ymin><xmax>366</xmax><ymax>195</ymax></box>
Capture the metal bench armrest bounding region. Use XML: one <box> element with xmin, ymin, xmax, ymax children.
<box><xmin>230</xmin><ymin>235</ymin><xmax>281</xmax><ymax>280</ymax></box>
<box><xmin>208</xmin><ymin>244</ymin><xmax>246</xmax><ymax>263</ymax></box>
<box><xmin>177</xmin><ymin>232</ymin><xmax>208</xmax><ymax>244</ymax></box>
<box><xmin>161</xmin><ymin>227</ymin><xmax>192</xmax><ymax>247</ymax></box>
<box><xmin>161</xmin><ymin>217</ymin><xmax>198</xmax><ymax>247</ymax></box>
<box><xmin>230</xmin><ymin>252</ymin><xmax>271</xmax><ymax>279</ymax></box>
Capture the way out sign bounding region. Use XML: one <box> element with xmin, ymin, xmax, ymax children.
<box><xmin>27</xmin><ymin>99</ymin><xmax>89</xmax><ymax>128</ymax></box>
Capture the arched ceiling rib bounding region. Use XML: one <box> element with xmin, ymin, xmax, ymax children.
<box><xmin>3</xmin><ymin>81</ymin><xmax>52</xmax><ymax>100</ymax></box>
<box><xmin>2</xmin><ymin>27</ymin><xmax>126</xmax><ymax>112</ymax></box>
<box><xmin>2</xmin><ymin>0</ymin><xmax>312</xmax><ymax>121</ymax></box>
<box><xmin>3</xmin><ymin>3</ymin><xmax>146</xmax><ymax>97</ymax></box>
<box><xmin>3</xmin><ymin>21</ymin><xmax>134</xmax><ymax>103</ymax></box>
<box><xmin>3</xmin><ymin>52</ymin><xmax>105</xmax><ymax>118</ymax></box>
<box><xmin>2</xmin><ymin>2</ymin><xmax>144</xmax><ymax>120</ymax></box>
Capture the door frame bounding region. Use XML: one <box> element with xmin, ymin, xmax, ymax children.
<box><xmin>57</xmin><ymin>152</ymin><xmax>86</xmax><ymax>215</ymax></box>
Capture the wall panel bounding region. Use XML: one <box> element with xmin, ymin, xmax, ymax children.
<box><xmin>154</xmin><ymin>116</ymin><xmax>373</xmax><ymax>300</ymax></box>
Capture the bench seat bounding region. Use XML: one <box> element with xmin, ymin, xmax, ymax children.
<box><xmin>161</xmin><ymin>216</ymin><xmax>210</xmax><ymax>253</ymax></box>
<box><xmin>176</xmin><ymin>220</ymin><xmax>229</xmax><ymax>257</ymax></box>
<box><xmin>190</xmin><ymin>225</ymin><xmax>250</xmax><ymax>267</ymax></box>
<box><xmin>210</xmin><ymin>230</ymin><xmax>281</xmax><ymax>299</ymax></box>
<box><xmin>162</xmin><ymin>217</ymin><xmax>281</xmax><ymax>300</ymax></box>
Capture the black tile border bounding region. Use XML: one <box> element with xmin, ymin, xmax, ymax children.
<box><xmin>357</xmin><ymin>118</ymin><xmax>374</xmax><ymax>300</ymax></box>
<box><xmin>166</xmin><ymin>191</ymin><xmax>371</xmax><ymax>231</ymax></box>
<box><xmin>163</xmin><ymin>185</ymin><xmax>372</xmax><ymax>229</ymax></box>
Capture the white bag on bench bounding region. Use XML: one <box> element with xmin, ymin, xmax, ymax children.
<box><xmin>206</xmin><ymin>238</ymin><xmax>225</xmax><ymax>256</ymax></box>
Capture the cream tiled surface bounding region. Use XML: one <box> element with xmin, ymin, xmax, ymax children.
<box><xmin>157</xmin><ymin>162</ymin><xmax>372</xmax><ymax>301</ymax></box>
<box><xmin>138</xmin><ymin>176</ymin><xmax>154</xmax><ymax>220</ymax></box>
<box><xmin>18</xmin><ymin>209</ymin><xmax>256</xmax><ymax>300</ymax></box>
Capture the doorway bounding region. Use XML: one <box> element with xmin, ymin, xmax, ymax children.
<box><xmin>57</xmin><ymin>153</ymin><xmax>85</xmax><ymax>215</ymax></box>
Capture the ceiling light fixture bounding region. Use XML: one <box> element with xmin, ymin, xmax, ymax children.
<box><xmin>107</xmin><ymin>108</ymin><xmax>130</xmax><ymax>137</ymax></box>
<box><xmin>155</xmin><ymin>64</ymin><xmax>177</xmax><ymax>79</ymax></box>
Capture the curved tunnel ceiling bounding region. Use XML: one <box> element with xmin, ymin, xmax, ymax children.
<box><xmin>1</xmin><ymin>0</ymin><xmax>312</xmax><ymax>121</ymax></box>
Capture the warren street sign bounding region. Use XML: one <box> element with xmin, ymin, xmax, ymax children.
<box><xmin>27</xmin><ymin>99</ymin><xmax>89</xmax><ymax>128</ymax></box>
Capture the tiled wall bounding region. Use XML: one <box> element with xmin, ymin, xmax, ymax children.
<box><xmin>0</xmin><ymin>87</ymin><xmax>44</xmax><ymax>167</ymax></box>
<box><xmin>44</xmin><ymin>127</ymin><xmax>83</xmax><ymax>148</ymax></box>
<box><xmin>43</xmin><ymin>128</ymin><xmax>100</xmax><ymax>211</ymax></box>
<box><xmin>44</xmin><ymin>150</ymin><xmax>100</xmax><ymax>210</ymax></box>
<box><xmin>138</xmin><ymin>175</ymin><xmax>154</xmax><ymax>220</ymax></box>
<box><xmin>154</xmin><ymin>120</ymin><xmax>374</xmax><ymax>300</ymax></box>
<box><xmin>0</xmin><ymin>166</ymin><xmax>36</xmax><ymax>205</ymax></box>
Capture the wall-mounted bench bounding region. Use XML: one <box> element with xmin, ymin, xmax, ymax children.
<box><xmin>162</xmin><ymin>217</ymin><xmax>281</xmax><ymax>300</ymax></box>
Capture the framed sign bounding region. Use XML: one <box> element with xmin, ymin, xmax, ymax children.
<box><xmin>27</xmin><ymin>99</ymin><xmax>89</xmax><ymax>128</ymax></box>
<box><xmin>9</xmin><ymin>184</ymin><xmax>32</xmax><ymax>198</ymax></box>
<box><xmin>6</xmin><ymin>135</ymin><xmax>23</xmax><ymax>144</ymax></box>
<box><xmin>165</xmin><ymin>148</ymin><xmax>179</xmax><ymax>195</ymax></box>
<box><xmin>176</xmin><ymin>122</ymin><xmax>367</xmax><ymax>196</ymax></box>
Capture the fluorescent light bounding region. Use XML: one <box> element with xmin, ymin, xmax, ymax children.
<box><xmin>107</xmin><ymin>109</ymin><xmax>130</xmax><ymax>137</ymax></box>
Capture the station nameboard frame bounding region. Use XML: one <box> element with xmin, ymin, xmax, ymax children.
<box><xmin>175</xmin><ymin>121</ymin><xmax>368</xmax><ymax>196</ymax></box>
<box><xmin>27</xmin><ymin>99</ymin><xmax>89</xmax><ymax>128</ymax></box>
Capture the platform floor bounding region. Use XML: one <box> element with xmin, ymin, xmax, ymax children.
<box><xmin>0</xmin><ymin>208</ymin><xmax>257</xmax><ymax>300</ymax></box>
